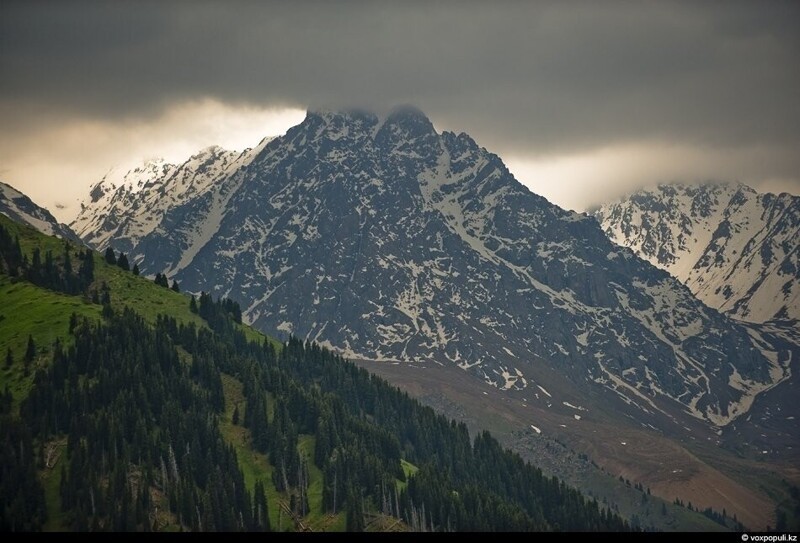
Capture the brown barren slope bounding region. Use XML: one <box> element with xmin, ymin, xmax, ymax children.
<box><xmin>356</xmin><ymin>359</ymin><xmax>797</xmax><ymax>530</ymax></box>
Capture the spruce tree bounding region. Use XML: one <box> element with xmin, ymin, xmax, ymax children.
<box><xmin>104</xmin><ymin>247</ymin><xmax>116</xmax><ymax>265</ymax></box>
<box><xmin>253</xmin><ymin>480</ymin><xmax>270</xmax><ymax>531</ymax></box>
<box><xmin>154</xmin><ymin>273</ymin><xmax>169</xmax><ymax>288</ymax></box>
<box><xmin>346</xmin><ymin>489</ymin><xmax>364</xmax><ymax>532</ymax></box>
<box><xmin>132</xmin><ymin>263</ymin><xmax>140</xmax><ymax>276</ymax></box>
<box><xmin>117</xmin><ymin>253</ymin><xmax>130</xmax><ymax>271</ymax></box>
<box><xmin>23</xmin><ymin>335</ymin><xmax>35</xmax><ymax>376</ymax></box>
<box><xmin>63</xmin><ymin>244</ymin><xmax>73</xmax><ymax>291</ymax></box>
<box><xmin>24</xmin><ymin>335</ymin><xmax>35</xmax><ymax>363</ymax></box>
<box><xmin>101</xmin><ymin>282</ymin><xmax>111</xmax><ymax>306</ymax></box>
<box><xmin>78</xmin><ymin>249</ymin><xmax>94</xmax><ymax>286</ymax></box>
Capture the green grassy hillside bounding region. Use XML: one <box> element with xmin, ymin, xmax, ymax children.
<box><xmin>0</xmin><ymin>215</ymin><xmax>306</xmax><ymax>531</ymax></box>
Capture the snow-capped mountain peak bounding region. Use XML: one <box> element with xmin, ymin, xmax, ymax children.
<box><xmin>73</xmin><ymin>109</ymin><xmax>795</xmax><ymax>434</ymax></box>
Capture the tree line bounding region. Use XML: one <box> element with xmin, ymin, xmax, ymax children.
<box><xmin>0</xmin><ymin>222</ymin><xmax>94</xmax><ymax>296</ymax></box>
<box><xmin>182</xmin><ymin>297</ymin><xmax>632</xmax><ymax>531</ymax></box>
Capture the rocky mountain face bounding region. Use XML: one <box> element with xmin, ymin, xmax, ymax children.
<box><xmin>72</xmin><ymin>108</ymin><xmax>794</xmax><ymax>430</ymax></box>
<box><xmin>592</xmin><ymin>183</ymin><xmax>800</xmax><ymax>324</ymax></box>
<box><xmin>71</xmin><ymin>141</ymin><xmax>274</xmax><ymax>256</ymax></box>
<box><xmin>0</xmin><ymin>181</ymin><xmax>81</xmax><ymax>243</ymax></box>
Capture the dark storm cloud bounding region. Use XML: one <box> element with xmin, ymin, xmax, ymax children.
<box><xmin>1</xmin><ymin>0</ymin><xmax>799</xmax><ymax>156</ymax></box>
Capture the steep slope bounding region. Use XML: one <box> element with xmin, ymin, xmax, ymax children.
<box><xmin>592</xmin><ymin>183</ymin><xmax>800</xmax><ymax>323</ymax></box>
<box><xmin>71</xmin><ymin>139</ymin><xmax>273</xmax><ymax>254</ymax></box>
<box><xmin>0</xmin><ymin>182</ymin><xmax>80</xmax><ymax>243</ymax></box>
<box><xmin>76</xmin><ymin>108</ymin><xmax>794</xmax><ymax>434</ymax></box>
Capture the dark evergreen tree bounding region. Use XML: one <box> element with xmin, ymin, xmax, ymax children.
<box><xmin>69</xmin><ymin>312</ymin><xmax>78</xmax><ymax>333</ymax></box>
<box><xmin>28</xmin><ymin>247</ymin><xmax>42</xmax><ymax>283</ymax></box>
<box><xmin>62</xmin><ymin>243</ymin><xmax>76</xmax><ymax>293</ymax></box>
<box><xmin>253</xmin><ymin>480</ymin><xmax>270</xmax><ymax>531</ymax></box>
<box><xmin>171</xmin><ymin>280</ymin><xmax>180</xmax><ymax>293</ymax></box>
<box><xmin>23</xmin><ymin>334</ymin><xmax>35</xmax><ymax>375</ymax></box>
<box><xmin>154</xmin><ymin>273</ymin><xmax>169</xmax><ymax>288</ymax></box>
<box><xmin>78</xmin><ymin>249</ymin><xmax>94</xmax><ymax>287</ymax></box>
<box><xmin>0</xmin><ymin>417</ymin><xmax>47</xmax><ymax>530</ymax></box>
<box><xmin>0</xmin><ymin>224</ymin><xmax>24</xmax><ymax>275</ymax></box>
<box><xmin>100</xmin><ymin>282</ymin><xmax>111</xmax><ymax>306</ymax></box>
<box><xmin>104</xmin><ymin>247</ymin><xmax>116</xmax><ymax>265</ymax></box>
<box><xmin>117</xmin><ymin>253</ymin><xmax>130</xmax><ymax>271</ymax></box>
<box><xmin>132</xmin><ymin>263</ymin><xmax>140</xmax><ymax>276</ymax></box>
<box><xmin>346</xmin><ymin>488</ymin><xmax>364</xmax><ymax>532</ymax></box>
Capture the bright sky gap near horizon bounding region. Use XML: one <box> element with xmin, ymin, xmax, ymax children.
<box><xmin>1</xmin><ymin>1</ymin><xmax>798</xmax><ymax>222</ymax></box>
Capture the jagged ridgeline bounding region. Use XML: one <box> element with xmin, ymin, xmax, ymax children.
<box><xmin>592</xmin><ymin>182</ymin><xmax>800</xmax><ymax>323</ymax></box>
<box><xmin>0</xmin><ymin>215</ymin><xmax>631</xmax><ymax>532</ymax></box>
<box><xmin>71</xmin><ymin>108</ymin><xmax>789</xmax><ymax>429</ymax></box>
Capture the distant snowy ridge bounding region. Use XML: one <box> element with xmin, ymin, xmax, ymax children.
<box><xmin>71</xmin><ymin>139</ymin><xmax>273</xmax><ymax>254</ymax></box>
<box><xmin>593</xmin><ymin>182</ymin><xmax>800</xmax><ymax>323</ymax></box>
<box><xmin>0</xmin><ymin>181</ymin><xmax>81</xmax><ymax>242</ymax></box>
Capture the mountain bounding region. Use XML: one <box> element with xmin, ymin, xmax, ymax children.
<box><xmin>72</xmin><ymin>108</ymin><xmax>794</xmax><ymax>433</ymax></box>
<box><xmin>591</xmin><ymin>182</ymin><xmax>800</xmax><ymax>324</ymax></box>
<box><xmin>0</xmin><ymin>181</ymin><xmax>80</xmax><ymax>243</ymax></box>
<box><xmin>71</xmin><ymin>141</ymin><xmax>272</xmax><ymax>255</ymax></box>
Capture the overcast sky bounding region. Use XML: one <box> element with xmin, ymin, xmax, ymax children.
<box><xmin>1</xmin><ymin>1</ymin><xmax>798</xmax><ymax>221</ymax></box>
